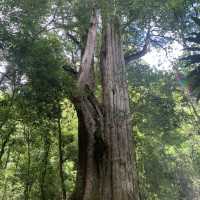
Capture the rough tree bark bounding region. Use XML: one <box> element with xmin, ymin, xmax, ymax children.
<box><xmin>69</xmin><ymin>11</ymin><xmax>139</xmax><ymax>200</ymax></box>
<box><xmin>99</xmin><ymin>18</ymin><xmax>139</xmax><ymax>200</ymax></box>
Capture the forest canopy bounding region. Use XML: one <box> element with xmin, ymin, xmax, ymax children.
<box><xmin>0</xmin><ymin>0</ymin><xmax>200</xmax><ymax>200</ymax></box>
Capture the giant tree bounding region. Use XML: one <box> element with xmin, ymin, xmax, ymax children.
<box><xmin>64</xmin><ymin>0</ymin><xmax>165</xmax><ymax>199</ymax></box>
<box><xmin>69</xmin><ymin>10</ymin><xmax>140</xmax><ymax>200</ymax></box>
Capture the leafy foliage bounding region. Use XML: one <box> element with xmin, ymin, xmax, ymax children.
<box><xmin>0</xmin><ymin>0</ymin><xmax>200</xmax><ymax>199</ymax></box>
<box><xmin>128</xmin><ymin>63</ymin><xmax>200</xmax><ymax>199</ymax></box>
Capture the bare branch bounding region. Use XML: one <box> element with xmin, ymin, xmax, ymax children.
<box><xmin>65</xmin><ymin>32</ymin><xmax>81</xmax><ymax>47</ymax></box>
<box><xmin>150</xmin><ymin>34</ymin><xmax>176</xmax><ymax>42</ymax></box>
<box><xmin>31</xmin><ymin>8</ymin><xmax>58</xmax><ymax>39</ymax></box>
<box><xmin>62</xmin><ymin>64</ymin><xmax>78</xmax><ymax>78</ymax></box>
<box><xmin>53</xmin><ymin>22</ymin><xmax>81</xmax><ymax>47</ymax></box>
<box><xmin>0</xmin><ymin>71</ymin><xmax>12</xmax><ymax>86</ymax></box>
<box><xmin>124</xmin><ymin>28</ymin><xmax>150</xmax><ymax>64</ymax></box>
<box><xmin>0</xmin><ymin>72</ymin><xmax>6</xmax><ymax>85</ymax></box>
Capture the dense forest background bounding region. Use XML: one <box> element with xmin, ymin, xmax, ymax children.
<box><xmin>0</xmin><ymin>0</ymin><xmax>200</xmax><ymax>199</ymax></box>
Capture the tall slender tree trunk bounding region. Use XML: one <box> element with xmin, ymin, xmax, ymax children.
<box><xmin>58</xmin><ymin>116</ymin><xmax>67</xmax><ymax>200</ymax></box>
<box><xmin>24</xmin><ymin>128</ymin><xmax>31</xmax><ymax>200</ymax></box>
<box><xmin>70</xmin><ymin>12</ymin><xmax>139</xmax><ymax>200</ymax></box>
<box><xmin>40</xmin><ymin>133</ymin><xmax>50</xmax><ymax>200</ymax></box>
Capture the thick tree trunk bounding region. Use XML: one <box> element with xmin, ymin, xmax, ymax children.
<box><xmin>70</xmin><ymin>17</ymin><xmax>139</xmax><ymax>200</ymax></box>
<box><xmin>71</xmin><ymin>93</ymin><xmax>103</xmax><ymax>200</ymax></box>
<box><xmin>99</xmin><ymin>19</ymin><xmax>139</xmax><ymax>200</ymax></box>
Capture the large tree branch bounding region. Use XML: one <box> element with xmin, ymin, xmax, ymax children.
<box><xmin>62</xmin><ymin>63</ymin><xmax>78</xmax><ymax>78</ymax></box>
<box><xmin>78</xmin><ymin>9</ymin><xmax>98</xmax><ymax>88</ymax></box>
<box><xmin>54</xmin><ymin>22</ymin><xmax>81</xmax><ymax>48</ymax></box>
<box><xmin>124</xmin><ymin>29</ymin><xmax>150</xmax><ymax>64</ymax></box>
<box><xmin>66</xmin><ymin>32</ymin><xmax>81</xmax><ymax>47</ymax></box>
<box><xmin>31</xmin><ymin>9</ymin><xmax>58</xmax><ymax>40</ymax></box>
